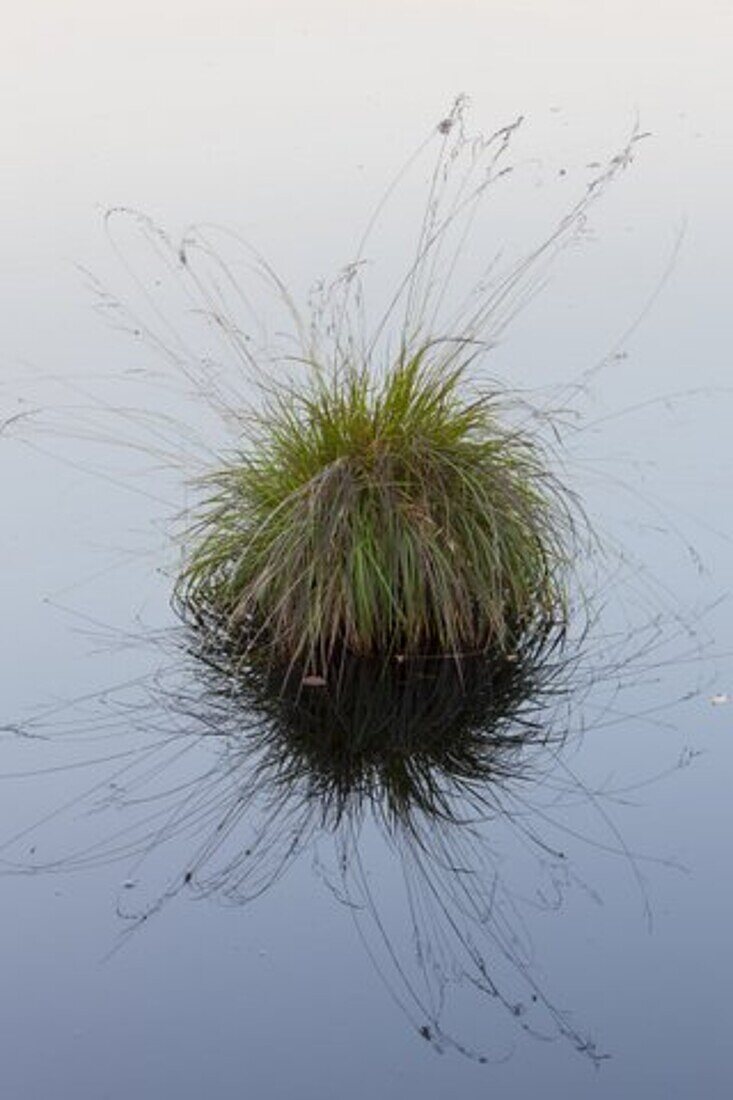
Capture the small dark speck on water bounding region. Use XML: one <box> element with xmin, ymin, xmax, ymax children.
<box><xmin>419</xmin><ymin>1025</ymin><xmax>432</xmax><ymax>1041</ymax></box>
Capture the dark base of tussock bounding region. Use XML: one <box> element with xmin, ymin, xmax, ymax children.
<box><xmin>177</xmin><ymin>594</ymin><xmax>563</xmax><ymax>695</ymax></box>
<box><xmin>177</xmin><ymin>594</ymin><xmax>567</xmax><ymax>692</ymax></box>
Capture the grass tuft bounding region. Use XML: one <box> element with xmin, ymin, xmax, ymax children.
<box><xmin>167</xmin><ymin>99</ymin><xmax>642</xmax><ymax>673</ymax></box>
<box><xmin>175</xmin><ymin>345</ymin><xmax>579</xmax><ymax>672</ymax></box>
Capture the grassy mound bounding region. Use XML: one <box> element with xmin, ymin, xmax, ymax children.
<box><xmin>89</xmin><ymin>101</ymin><xmax>642</xmax><ymax>675</ymax></box>
<box><xmin>176</xmin><ymin>346</ymin><xmax>578</xmax><ymax>671</ymax></box>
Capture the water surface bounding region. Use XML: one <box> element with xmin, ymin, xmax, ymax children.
<box><xmin>2</xmin><ymin>4</ymin><xmax>732</xmax><ymax>1098</ymax></box>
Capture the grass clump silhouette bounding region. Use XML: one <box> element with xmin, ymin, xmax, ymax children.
<box><xmin>177</xmin><ymin>347</ymin><xmax>576</xmax><ymax>672</ymax></box>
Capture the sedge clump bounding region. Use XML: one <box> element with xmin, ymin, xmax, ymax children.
<box><xmin>176</xmin><ymin>345</ymin><xmax>577</xmax><ymax>672</ymax></box>
<box><xmin>170</xmin><ymin>99</ymin><xmax>641</xmax><ymax>673</ymax></box>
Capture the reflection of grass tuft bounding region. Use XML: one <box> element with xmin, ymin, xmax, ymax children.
<box><xmin>230</xmin><ymin>642</ymin><xmax>567</xmax><ymax>827</ymax></box>
<box><xmin>176</xmin><ymin>346</ymin><xmax>579</xmax><ymax>671</ymax></box>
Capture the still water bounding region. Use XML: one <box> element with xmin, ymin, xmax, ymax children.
<box><xmin>2</xmin><ymin>3</ymin><xmax>732</xmax><ymax>1097</ymax></box>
